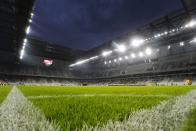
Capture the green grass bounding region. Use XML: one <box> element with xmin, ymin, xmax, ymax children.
<box><xmin>181</xmin><ymin>106</ymin><xmax>196</xmax><ymax>131</ymax></box>
<box><xmin>0</xmin><ymin>86</ymin><xmax>11</xmax><ymax>103</ymax></box>
<box><xmin>30</xmin><ymin>96</ymin><xmax>166</xmax><ymax>130</ymax></box>
<box><xmin>19</xmin><ymin>85</ymin><xmax>196</xmax><ymax>96</ymax></box>
<box><xmin>19</xmin><ymin>85</ymin><xmax>196</xmax><ymax>131</ymax></box>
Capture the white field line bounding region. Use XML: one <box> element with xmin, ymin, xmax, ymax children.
<box><xmin>28</xmin><ymin>94</ymin><xmax>171</xmax><ymax>99</ymax></box>
<box><xmin>0</xmin><ymin>86</ymin><xmax>60</xmax><ymax>131</ymax></box>
<box><xmin>82</xmin><ymin>90</ymin><xmax>196</xmax><ymax>131</ymax></box>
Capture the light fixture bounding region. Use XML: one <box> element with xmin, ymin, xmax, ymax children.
<box><xmin>179</xmin><ymin>42</ymin><xmax>184</xmax><ymax>47</ymax></box>
<box><xmin>125</xmin><ymin>56</ymin><xmax>129</xmax><ymax>60</ymax></box>
<box><xmin>130</xmin><ymin>38</ymin><xmax>144</xmax><ymax>47</ymax></box>
<box><xmin>131</xmin><ymin>53</ymin><xmax>136</xmax><ymax>59</ymax></box>
<box><xmin>102</xmin><ymin>51</ymin><xmax>112</xmax><ymax>57</ymax></box>
<box><xmin>168</xmin><ymin>45</ymin><xmax>171</xmax><ymax>49</ymax></box>
<box><xmin>145</xmin><ymin>47</ymin><xmax>152</xmax><ymax>56</ymax></box>
<box><xmin>116</xmin><ymin>44</ymin><xmax>126</xmax><ymax>53</ymax></box>
<box><xmin>139</xmin><ymin>52</ymin><xmax>144</xmax><ymax>57</ymax></box>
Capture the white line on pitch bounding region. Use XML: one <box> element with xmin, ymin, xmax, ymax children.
<box><xmin>82</xmin><ymin>90</ymin><xmax>196</xmax><ymax>131</ymax></box>
<box><xmin>0</xmin><ymin>86</ymin><xmax>60</xmax><ymax>131</ymax></box>
<box><xmin>28</xmin><ymin>94</ymin><xmax>171</xmax><ymax>99</ymax></box>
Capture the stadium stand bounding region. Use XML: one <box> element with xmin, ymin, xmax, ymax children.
<box><xmin>1</xmin><ymin>0</ymin><xmax>196</xmax><ymax>86</ymax></box>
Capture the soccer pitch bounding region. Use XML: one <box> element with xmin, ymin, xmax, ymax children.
<box><xmin>16</xmin><ymin>85</ymin><xmax>196</xmax><ymax>131</ymax></box>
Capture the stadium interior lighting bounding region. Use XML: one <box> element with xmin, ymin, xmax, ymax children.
<box><xmin>114</xmin><ymin>59</ymin><xmax>117</xmax><ymax>62</ymax></box>
<box><xmin>190</xmin><ymin>37</ymin><xmax>196</xmax><ymax>43</ymax></box>
<box><xmin>24</xmin><ymin>38</ymin><xmax>27</xmax><ymax>43</ymax></box>
<box><xmin>118</xmin><ymin>57</ymin><xmax>122</xmax><ymax>61</ymax></box>
<box><xmin>116</xmin><ymin>44</ymin><xmax>126</xmax><ymax>53</ymax></box>
<box><xmin>185</xmin><ymin>20</ymin><xmax>196</xmax><ymax>28</ymax></box>
<box><xmin>130</xmin><ymin>38</ymin><xmax>144</xmax><ymax>47</ymax></box>
<box><xmin>26</xmin><ymin>26</ymin><xmax>30</xmax><ymax>34</ymax></box>
<box><xmin>89</xmin><ymin>56</ymin><xmax>98</xmax><ymax>60</ymax></box>
<box><xmin>180</xmin><ymin>42</ymin><xmax>184</xmax><ymax>47</ymax></box>
<box><xmin>102</xmin><ymin>50</ymin><xmax>112</xmax><ymax>57</ymax></box>
<box><xmin>168</xmin><ymin>45</ymin><xmax>171</xmax><ymax>49</ymax></box>
<box><xmin>145</xmin><ymin>47</ymin><xmax>152</xmax><ymax>56</ymax></box>
<box><xmin>125</xmin><ymin>56</ymin><xmax>129</xmax><ymax>60</ymax></box>
<box><xmin>104</xmin><ymin>61</ymin><xmax>107</xmax><ymax>65</ymax></box>
<box><xmin>131</xmin><ymin>53</ymin><xmax>136</xmax><ymax>59</ymax></box>
<box><xmin>138</xmin><ymin>52</ymin><xmax>144</xmax><ymax>57</ymax></box>
<box><xmin>109</xmin><ymin>60</ymin><xmax>112</xmax><ymax>64</ymax></box>
<box><xmin>31</xmin><ymin>13</ymin><xmax>34</xmax><ymax>17</ymax></box>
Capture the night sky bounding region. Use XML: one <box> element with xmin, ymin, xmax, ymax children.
<box><xmin>30</xmin><ymin>0</ymin><xmax>182</xmax><ymax>50</ymax></box>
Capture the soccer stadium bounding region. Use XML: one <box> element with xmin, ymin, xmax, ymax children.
<box><xmin>1</xmin><ymin>0</ymin><xmax>196</xmax><ymax>130</ymax></box>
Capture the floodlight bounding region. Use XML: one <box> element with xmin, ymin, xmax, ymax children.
<box><xmin>109</xmin><ymin>60</ymin><xmax>112</xmax><ymax>64</ymax></box>
<box><xmin>138</xmin><ymin>52</ymin><xmax>144</xmax><ymax>57</ymax></box>
<box><xmin>118</xmin><ymin>57</ymin><xmax>122</xmax><ymax>61</ymax></box>
<box><xmin>131</xmin><ymin>53</ymin><xmax>136</xmax><ymax>59</ymax></box>
<box><xmin>31</xmin><ymin>13</ymin><xmax>34</xmax><ymax>17</ymax></box>
<box><xmin>168</xmin><ymin>45</ymin><xmax>171</xmax><ymax>49</ymax></box>
<box><xmin>164</xmin><ymin>31</ymin><xmax>168</xmax><ymax>35</ymax></box>
<box><xmin>145</xmin><ymin>47</ymin><xmax>152</xmax><ymax>56</ymax></box>
<box><xmin>179</xmin><ymin>42</ymin><xmax>184</xmax><ymax>47</ymax></box>
<box><xmin>20</xmin><ymin>55</ymin><xmax>23</xmax><ymax>60</ymax></box>
<box><xmin>29</xmin><ymin>19</ymin><xmax>32</xmax><ymax>23</ymax></box>
<box><xmin>190</xmin><ymin>37</ymin><xmax>196</xmax><ymax>43</ymax></box>
<box><xmin>114</xmin><ymin>59</ymin><xmax>117</xmax><ymax>62</ymax></box>
<box><xmin>23</xmin><ymin>42</ymin><xmax>26</xmax><ymax>47</ymax></box>
<box><xmin>186</xmin><ymin>20</ymin><xmax>196</xmax><ymax>28</ymax></box>
<box><xmin>104</xmin><ymin>61</ymin><xmax>107</xmax><ymax>65</ymax></box>
<box><xmin>116</xmin><ymin>44</ymin><xmax>126</xmax><ymax>53</ymax></box>
<box><xmin>24</xmin><ymin>38</ymin><xmax>27</xmax><ymax>43</ymax></box>
<box><xmin>89</xmin><ymin>56</ymin><xmax>98</xmax><ymax>60</ymax></box>
<box><xmin>102</xmin><ymin>51</ymin><xmax>112</xmax><ymax>57</ymax></box>
<box><xmin>130</xmin><ymin>38</ymin><xmax>144</xmax><ymax>47</ymax></box>
<box><xmin>125</xmin><ymin>56</ymin><xmax>129</xmax><ymax>60</ymax></box>
<box><xmin>26</xmin><ymin>26</ymin><xmax>30</xmax><ymax>34</ymax></box>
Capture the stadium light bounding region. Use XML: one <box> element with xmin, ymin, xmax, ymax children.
<box><xmin>31</xmin><ymin>13</ymin><xmax>34</xmax><ymax>18</ymax></box>
<box><xmin>118</xmin><ymin>57</ymin><xmax>122</xmax><ymax>61</ymax></box>
<box><xmin>125</xmin><ymin>56</ymin><xmax>129</xmax><ymax>60</ymax></box>
<box><xmin>116</xmin><ymin>44</ymin><xmax>126</xmax><ymax>53</ymax></box>
<box><xmin>29</xmin><ymin>19</ymin><xmax>32</xmax><ymax>23</ymax></box>
<box><xmin>179</xmin><ymin>42</ymin><xmax>184</xmax><ymax>47</ymax></box>
<box><xmin>89</xmin><ymin>56</ymin><xmax>98</xmax><ymax>60</ymax></box>
<box><xmin>185</xmin><ymin>20</ymin><xmax>196</xmax><ymax>28</ymax></box>
<box><xmin>114</xmin><ymin>59</ymin><xmax>117</xmax><ymax>62</ymax></box>
<box><xmin>190</xmin><ymin>37</ymin><xmax>196</xmax><ymax>43</ymax></box>
<box><xmin>104</xmin><ymin>61</ymin><xmax>107</xmax><ymax>65</ymax></box>
<box><xmin>24</xmin><ymin>38</ymin><xmax>27</xmax><ymax>43</ymax></box>
<box><xmin>130</xmin><ymin>38</ymin><xmax>144</xmax><ymax>47</ymax></box>
<box><xmin>20</xmin><ymin>49</ymin><xmax>25</xmax><ymax>60</ymax></box>
<box><xmin>102</xmin><ymin>50</ymin><xmax>112</xmax><ymax>57</ymax></box>
<box><xmin>138</xmin><ymin>52</ymin><xmax>144</xmax><ymax>57</ymax></box>
<box><xmin>168</xmin><ymin>45</ymin><xmax>171</xmax><ymax>50</ymax></box>
<box><xmin>145</xmin><ymin>47</ymin><xmax>152</xmax><ymax>56</ymax></box>
<box><xmin>131</xmin><ymin>53</ymin><xmax>136</xmax><ymax>59</ymax></box>
<box><xmin>26</xmin><ymin>26</ymin><xmax>30</xmax><ymax>34</ymax></box>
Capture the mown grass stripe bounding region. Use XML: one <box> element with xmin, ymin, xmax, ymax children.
<box><xmin>82</xmin><ymin>90</ymin><xmax>196</xmax><ymax>131</ymax></box>
<box><xmin>0</xmin><ymin>86</ymin><xmax>60</xmax><ymax>131</ymax></box>
<box><xmin>28</xmin><ymin>94</ymin><xmax>171</xmax><ymax>99</ymax></box>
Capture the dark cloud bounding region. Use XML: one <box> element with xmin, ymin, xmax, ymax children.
<box><xmin>30</xmin><ymin>0</ymin><xmax>182</xmax><ymax>50</ymax></box>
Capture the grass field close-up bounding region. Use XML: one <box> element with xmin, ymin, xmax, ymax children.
<box><xmin>18</xmin><ymin>85</ymin><xmax>196</xmax><ymax>130</ymax></box>
<box><xmin>0</xmin><ymin>86</ymin><xmax>11</xmax><ymax>103</ymax></box>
